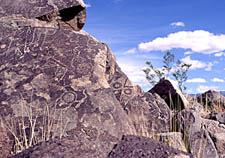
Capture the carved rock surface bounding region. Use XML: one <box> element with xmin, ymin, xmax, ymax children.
<box><xmin>126</xmin><ymin>92</ymin><xmax>171</xmax><ymax>137</ymax></box>
<box><xmin>149</xmin><ymin>78</ymin><xmax>189</xmax><ymax>111</ymax></box>
<box><xmin>0</xmin><ymin>0</ymin><xmax>86</xmax><ymax>31</ymax></box>
<box><xmin>0</xmin><ymin>0</ymin><xmax>85</xmax><ymax>19</ymax></box>
<box><xmin>108</xmin><ymin>135</ymin><xmax>193</xmax><ymax>158</ymax></box>
<box><xmin>0</xmin><ymin>1</ymin><xmax>135</xmax><ymax>156</ymax></box>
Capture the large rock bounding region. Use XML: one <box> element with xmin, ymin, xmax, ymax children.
<box><xmin>184</xmin><ymin>93</ymin><xmax>204</xmax><ymax>113</ymax></box>
<box><xmin>155</xmin><ymin>132</ymin><xmax>188</xmax><ymax>152</ymax></box>
<box><xmin>178</xmin><ymin>110</ymin><xmax>219</xmax><ymax>158</ymax></box>
<box><xmin>202</xmin><ymin>119</ymin><xmax>225</xmax><ymax>158</ymax></box>
<box><xmin>216</xmin><ymin>112</ymin><xmax>225</xmax><ymax>124</ymax></box>
<box><xmin>0</xmin><ymin>1</ymin><xmax>136</xmax><ymax>156</ymax></box>
<box><xmin>125</xmin><ymin>92</ymin><xmax>171</xmax><ymax>137</ymax></box>
<box><xmin>108</xmin><ymin>135</ymin><xmax>193</xmax><ymax>158</ymax></box>
<box><xmin>149</xmin><ymin>78</ymin><xmax>189</xmax><ymax>111</ymax></box>
<box><xmin>197</xmin><ymin>90</ymin><xmax>225</xmax><ymax>113</ymax></box>
<box><xmin>0</xmin><ymin>0</ymin><xmax>86</xmax><ymax>31</ymax></box>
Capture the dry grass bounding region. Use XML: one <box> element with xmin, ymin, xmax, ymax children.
<box><xmin>1</xmin><ymin>94</ymin><xmax>69</xmax><ymax>155</ymax></box>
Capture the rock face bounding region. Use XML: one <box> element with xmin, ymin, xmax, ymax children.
<box><xmin>197</xmin><ymin>90</ymin><xmax>225</xmax><ymax>112</ymax></box>
<box><xmin>0</xmin><ymin>0</ymin><xmax>138</xmax><ymax>157</ymax></box>
<box><xmin>149</xmin><ymin>78</ymin><xmax>189</xmax><ymax>111</ymax></box>
<box><xmin>178</xmin><ymin>110</ymin><xmax>219</xmax><ymax>158</ymax></box>
<box><xmin>202</xmin><ymin>119</ymin><xmax>225</xmax><ymax>158</ymax></box>
<box><xmin>125</xmin><ymin>92</ymin><xmax>171</xmax><ymax>137</ymax></box>
<box><xmin>155</xmin><ymin>132</ymin><xmax>188</xmax><ymax>152</ymax></box>
<box><xmin>0</xmin><ymin>0</ymin><xmax>86</xmax><ymax>31</ymax></box>
<box><xmin>108</xmin><ymin>135</ymin><xmax>193</xmax><ymax>158</ymax></box>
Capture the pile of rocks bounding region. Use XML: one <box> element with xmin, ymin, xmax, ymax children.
<box><xmin>0</xmin><ymin>0</ymin><xmax>224</xmax><ymax>158</ymax></box>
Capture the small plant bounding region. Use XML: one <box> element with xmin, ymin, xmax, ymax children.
<box><xmin>1</xmin><ymin>94</ymin><xmax>68</xmax><ymax>155</ymax></box>
<box><xmin>172</xmin><ymin>60</ymin><xmax>191</xmax><ymax>92</ymax></box>
<box><xmin>143</xmin><ymin>51</ymin><xmax>191</xmax><ymax>92</ymax></box>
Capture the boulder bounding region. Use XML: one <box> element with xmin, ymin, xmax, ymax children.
<box><xmin>184</xmin><ymin>93</ymin><xmax>204</xmax><ymax>113</ymax></box>
<box><xmin>12</xmin><ymin>134</ymin><xmax>117</xmax><ymax>158</ymax></box>
<box><xmin>197</xmin><ymin>90</ymin><xmax>225</xmax><ymax>113</ymax></box>
<box><xmin>125</xmin><ymin>92</ymin><xmax>171</xmax><ymax>137</ymax></box>
<box><xmin>155</xmin><ymin>132</ymin><xmax>188</xmax><ymax>152</ymax></box>
<box><xmin>178</xmin><ymin>110</ymin><xmax>219</xmax><ymax>158</ymax></box>
<box><xmin>108</xmin><ymin>135</ymin><xmax>193</xmax><ymax>158</ymax></box>
<box><xmin>202</xmin><ymin>119</ymin><xmax>225</xmax><ymax>158</ymax></box>
<box><xmin>216</xmin><ymin>112</ymin><xmax>225</xmax><ymax>124</ymax></box>
<box><xmin>149</xmin><ymin>78</ymin><xmax>189</xmax><ymax>111</ymax></box>
<box><xmin>0</xmin><ymin>0</ymin><xmax>86</xmax><ymax>31</ymax></box>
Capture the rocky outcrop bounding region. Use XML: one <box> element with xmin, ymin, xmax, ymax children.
<box><xmin>178</xmin><ymin>110</ymin><xmax>219</xmax><ymax>158</ymax></box>
<box><xmin>149</xmin><ymin>78</ymin><xmax>189</xmax><ymax>111</ymax></box>
<box><xmin>108</xmin><ymin>135</ymin><xmax>193</xmax><ymax>158</ymax></box>
<box><xmin>202</xmin><ymin>119</ymin><xmax>225</xmax><ymax>158</ymax></box>
<box><xmin>0</xmin><ymin>0</ymin><xmax>86</xmax><ymax>31</ymax></box>
<box><xmin>125</xmin><ymin>92</ymin><xmax>171</xmax><ymax>137</ymax></box>
<box><xmin>1</xmin><ymin>0</ymin><xmax>224</xmax><ymax>158</ymax></box>
<box><xmin>0</xmin><ymin>0</ymin><xmax>139</xmax><ymax>156</ymax></box>
<box><xmin>197</xmin><ymin>90</ymin><xmax>225</xmax><ymax>113</ymax></box>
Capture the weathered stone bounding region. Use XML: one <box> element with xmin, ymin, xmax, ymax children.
<box><xmin>0</xmin><ymin>0</ymin><xmax>86</xmax><ymax>31</ymax></box>
<box><xmin>0</xmin><ymin>0</ymin><xmax>85</xmax><ymax>19</ymax></box>
<box><xmin>184</xmin><ymin>93</ymin><xmax>204</xmax><ymax>113</ymax></box>
<box><xmin>202</xmin><ymin>119</ymin><xmax>225</xmax><ymax>158</ymax></box>
<box><xmin>149</xmin><ymin>78</ymin><xmax>189</xmax><ymax>111</ymax></box>
<box><xmin>108</xmin><ymin>135</ymin><xmax>193</xmax><ymax>158</ymax></box>
<box><xmin>216</xmin><ymin>112</ymin><xmax>225</xmax><ymax>124</ymax></box>
<box><xmin>197</xmin><ymin>90</ymin><xmax>225</xmax><ymax>113</ymax></box>
<box><xmin>155</xmin><ymin>132</ymin><xmax>188</xmax><ymax>152</ymax></box>
<box><xmin>178</xmin><ymin>110</ymin><xmax>219</xmax><ymax>158</ymax></box>
<box><xmin>125</xmin><ymin>92</ymin><xmax>171</xmax><ymax>137</ymax></box>
<box><xmin>12</xmin><ymin>135</ymin><xmax>115</xmax><ymax>158</ymax></box>
<box><xmin>0</xmin><ymin>3</ymin><xmax>135</xmax><ymax>155</ymax></box>
<box><xmin>0</xmin><ymin>119</ymin><xmax>11</xmax><ymax>158</ymax></box>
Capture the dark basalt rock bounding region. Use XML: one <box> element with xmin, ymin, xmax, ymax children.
<box><xmin>125</xmin><ymin>92</ymin><xmax>171</xmax><ymax>136</ymax></box>
<box><xmin>0</xmin><ymin>2</ymin><xmax>135</xmax><ymax>156</ymax></box>
<box><xmin>0</xmin><ymin>0</ymin><xmax>86</xmax><ymax>31</ymax></box>
<box><xmin>108</xmin><ymin>135</ymin><xmax>193</xmax><ymax>158</ymax></box>
<box><xmin>0</xmin><ymin>0</ymin><xmax>85</xmax><ymax>19</ymax></box>
<box><xmin>149</xmin><ymin>78</ymin><xmax>189</xmax><ymax>111</ymax></box>
<box><xmin>12</xmin><ymin>134</ymin><xmax>118</xmax><ymax>158</ymax></box>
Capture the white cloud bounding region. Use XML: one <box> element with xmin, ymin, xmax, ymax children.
<box><xmin>184</xmin><ymin>51</ymin><xmax>193</xmax><ymax>55</ymax></box>
<box><xmin>123</xmin><ymin>48</ymin><xmax>137</xmax><ymax>54</ymax></box>
<box><xmin>211</xmin><ymin>78</ymin><xmax>224</xmax><ymax>83</ymax></box>
<box><xmin>187</xmin><ymin>78</ymin><xmax>207</xmax><ymax>83</ymax></box>
<box><xmin>197</xmin><ymin>85</ymin><xmax>218</xmax><ymax>93</ymax></box>
<box><xmin>85</xmin><ymin>4</ymin><xmax>91</xmax><ymax>8</ymax></box>
<box><xmin>117</xmin><ymin>60</ymin><xmax>150</xmax><ymax>89</ymax></box>
<box><xmin>170</xmin><ymin>22</ymin><xmax>185</xmax><ymax>27</ymax></box>
<box><xmin>214</xmin><ymin>52</ymin><xmax>225</xmax><ymax>57</ymax></box>
<box><xmin>138</xmin><ymin>30</ymin><xmax>225</xmax><ymax>54</ymax></box>
<box><xmin>181</xmin><ymin>56</ymin><xmax>213</xmax><ymax>71</ymax></box>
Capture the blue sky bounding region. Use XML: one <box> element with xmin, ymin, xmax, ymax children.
<box><xmin>83</xmin><ymin>0</ymin><xmax>225</xmax><ymax>93</ymax></box>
